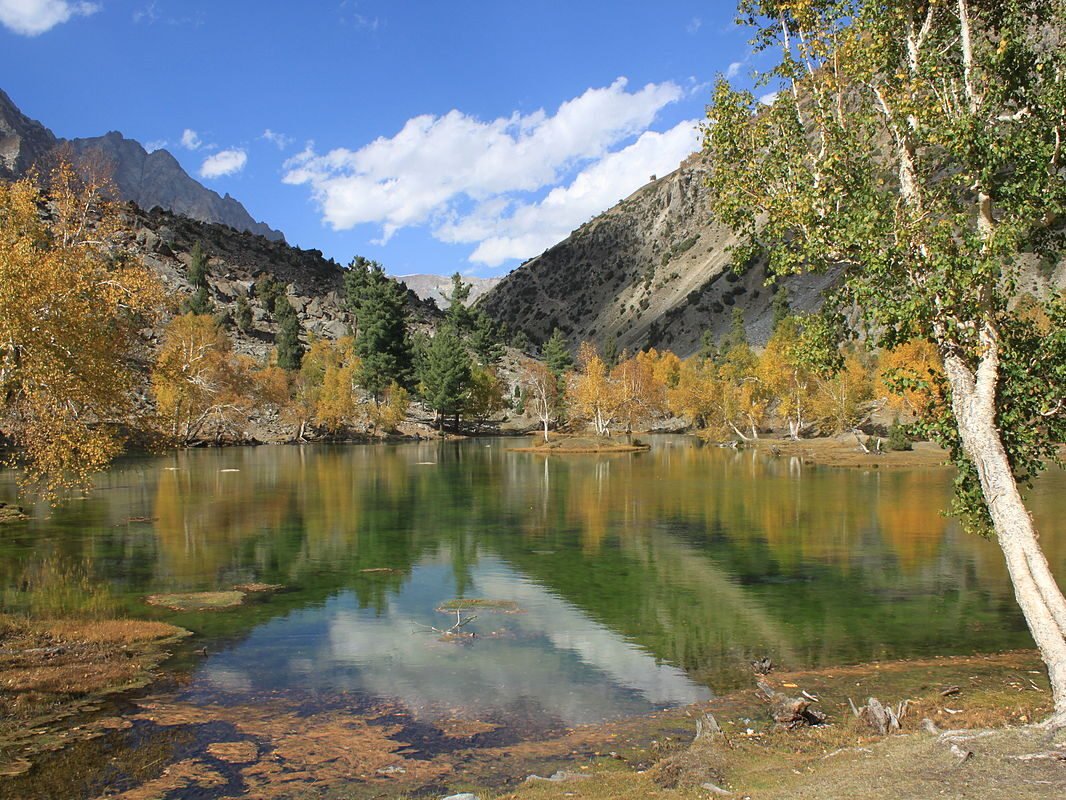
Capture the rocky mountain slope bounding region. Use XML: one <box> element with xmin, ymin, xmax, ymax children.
<box><xmin>400</xmin><ymin>273</ymin><xmax>502</xmax><ymax>309</ymax></box>
<box><xmin>117</xmin><ymin>204</ymin><xmax>438</xmax><ymax>364</ymax></box>
<box><xmin>0</xmin><ymin>88</ymin><xmax>282</xmax><ymax>241</ymax></box>
<box><xmin>479</xmin><ymin>153</ymin><xmax>1064</xmax><ymax>358</ymax></box>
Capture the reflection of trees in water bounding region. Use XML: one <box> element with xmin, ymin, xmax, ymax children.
<box><xmin>0</xmin><ymin>441</ymin><xmax>1061</xmax><ymax>672</ymax></box>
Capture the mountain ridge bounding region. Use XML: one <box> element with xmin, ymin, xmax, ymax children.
<box><xmin>0</xmin><ymin>88</ymin><xmax>283</xmax><ymax>241</ymax></box>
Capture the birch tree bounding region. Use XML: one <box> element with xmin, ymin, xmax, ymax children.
<box><xmin>705</xmin><ymin>0</ymin><xmax>1066</xmax><ymax>721</ymax></box>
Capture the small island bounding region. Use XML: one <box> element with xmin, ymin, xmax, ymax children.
<box><xmin>509</xmin><ymin>435</ymin><xmax>651</xmax><ymax>454</ymax></box>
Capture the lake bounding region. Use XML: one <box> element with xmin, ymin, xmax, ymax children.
<box><xmin>1</xmin><ymin>437</ymin><xmax>1063</xmax><ymax>796</ymax></box>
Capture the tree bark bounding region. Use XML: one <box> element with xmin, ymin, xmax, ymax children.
<box><xmin>943</xmin><ymin>340</ymin><xmax>1066</xmax><ymax>725</ymax></box>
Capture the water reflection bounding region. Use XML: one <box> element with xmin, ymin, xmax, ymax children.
<box><xmin>1</xmin><ymin>437</ymin><xmax>1063</xmax><ymax>717</ymax></box>
<box><xmin>191</xmin><ymin>554</ymin><xmax>709</xmax><ymax>728</ymax></box>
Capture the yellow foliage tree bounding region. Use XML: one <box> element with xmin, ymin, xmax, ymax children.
<box><xmin>366</xmin><ymin>382</ymin><xmax>409</xmax><ymax>434</ymax></box>
<box><xmin>667</xmin><ymin>357</ymin><xmax>721</xmax><ymax>430</ymax></box>
<box><xmin>878</xmin><ymin>339</ymin><xmax>943</xmax><ymax>418</ymax></box>
<box><xmin>569</xmin><ymin>342</ymin><xmax>625</xmax><ymax>436</ymax></box>
<box><xmin>151</xmin><ymin>314</ymin><xmax>254</xmax><ymax>444</ymax></box>
<box><xmin>0</xmin><ymin>164</ymin><xmax>164</xmax><ymax>497</ymax></box>
<box><xmin>809</xmin><ymin>350</ymin><xmax>874</xmax><ymax>435</ymax></box>
<box><xmin>757</xmin><ymin>318</ymin><xmax>815</xmax><ymax>439</ymax></box>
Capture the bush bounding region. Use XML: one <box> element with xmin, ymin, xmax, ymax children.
<box><xmin>887</xmin><ymin>419</ymin><xmax>913</xmax><ymax>451</ymax></box>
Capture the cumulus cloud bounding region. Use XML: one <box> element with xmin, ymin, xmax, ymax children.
<box><xmin>758</xmin><ymin>90</ymin><xmax>780</xmax><ymax>106</ymax></box>
<box><xmin>283</xmin><ymin>77</ymin><xmax>684</xmax><ymax>250</ymax></box>
<box><xmin>726</xmin><ymin>61</ymin><xmax>743</xmax><ymax>79</ymax></box>
<box><xmin>0</xmin><ymin>0</ymin><xmax>98</xmax><ymax>36</ymax></box>
<box><xmin>439</xmin><ymin>120</ymin><xmax>700</xmax><ymax>267</ymax></box>
<box><xmin>199</xmin><ymin>149</ymin><xmax>247</xmax><ymax>179</ymax></box>
<box><xmin>180</xmin><ymin>128</ymin><xmax>202</xmax><ymax>150</ymax></box>
<box><xmin>261</xmin><ymin>129</ymin><xmax>292</xmax><ymax>149</ymax></box>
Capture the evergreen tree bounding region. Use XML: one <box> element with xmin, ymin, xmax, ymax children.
<box><xmin>602</xmin><ymin>335</ymin><xmax>619</xmax><ymax>369</ymax></box>
<box><xmin>187</xmin><ymin>241</ymin><xmax>208</xmax><ymax>288</ymax></box>
<box><xmin>420</xmin><ymin>324</ymin><xmax>472</xmax><ymax>431</ymax></box>
<box><xmin>234</xmin><ymin>295</ymin><xmax>253</xmax><ymax>333</ymax></box>
<box><xmin>511</xmin><ymin>329</ymin><xmax>532</xmax><ymax>353</ymax></box>
<box><xmin>444</xmin><ymin>272</ymin><xmax>472</xmax><ymax>332</ymax></box>
<box><xmin>720</xmin><ymin>308</ymin><xmax>748</xmax><ymax>354</ymax></box>
<box><xmin>469</xmin><ymin>310</ymin><xmax>505</xmax><ymax>366</ymax></box>
<box><xmin>771</xmin><ymin>286</ymin><xmax>791</xmax><ymax>332</ymax></box>
<box><xmin>255</xmin><ymin>275</ymin><xmax>285</xmax><ymax>314</ymax></box>
<box><xmin>345</xmin><ymin>257</ymin><xmax>412</xmax><ymax>398</ymax></box>
<box><xmin>542</xmin><ymin>328</ymin><xmax>573</xmax><ymax>377</ymax></box>
<box><xmin>275</xmin><ymin>294</ymin><xmax>304</xmax><ymax>370</ymax></box>
<box><xmin>183</xmin><ymin>285</ymin><xmax>214</xmax><ymax>316</ymax></box>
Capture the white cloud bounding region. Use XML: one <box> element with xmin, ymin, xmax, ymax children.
<box><xmin>758</xmin><ymin>91</ymin><xmax>780</xmax><ymax>106</ymax></box>
<box><xmin>438</xmin><ymin>120</ymin><xmax>700</xmax><ymax>267</ymax></box>
<box><xmin>0</xmin><ymin>0</ymin><xmax>98</xmax><ymax>36</ymax></box>
<box><xmin>199</xmin><ymin>149</ymin><xmax>247</xmax><ymax>179</ymax></box>
<box><xmin>261</xmin><ymin>129</ymin><xmax>292</xmax><ymax>149</ymax></box>
<box><xmin>686</xmin><ymin>17</ymin><xmax>702</xmax><ymax>35</ymax></box>
<box><xmin>180</xmin><ymin>128</ymin><xmax>202</xmax><ymax>150</ymax></box>
<box><xmin>145</xmin><ymin>139</ymin><xmax>168</xmax><ymax>153</ymax></box>
<box><xmin>726</xmin><ymin>61</ymin><xmax>743</xmax><ymax>79</ymax></box>
<box><xmin>283</xmin><ymin>77</ymin><xmax>684</xmax><ymax>249</ymax></box>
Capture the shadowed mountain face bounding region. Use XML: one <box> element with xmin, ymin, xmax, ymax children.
<box><xmin>0</xmin><ymin>88</ymin><xmax>283</xmax><ymax>241</ymax></box>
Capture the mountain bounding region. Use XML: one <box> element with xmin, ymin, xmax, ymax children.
<box><xmin>478</xmin><ymin>153</ymin><xmax>837</xmax><ymax>358</ymax></box>
<box><xmin>400</xmin><ymin>273</ymin><xmax>502</xmax><ymax>310</ymax></box>
<box><xmin>479</xmin><ymin>152</ymin><xmax>1064</xmax><ymax>358</ymax></box>
<box><xmin>0</xmin><ymin>88</ymin><xmax>283</xmax><ymax>241</ymax></box>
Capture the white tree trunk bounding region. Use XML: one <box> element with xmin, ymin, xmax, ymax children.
<box><xmin>944</xmin><ymin>343</ymin><xmax>1066</xmax><ymax>725</ymax></box>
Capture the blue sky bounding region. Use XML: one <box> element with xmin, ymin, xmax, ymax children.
<box><xmin>0</xmin><ymin>1</ymin><xmax>772</xmax><ymax>278</ymax></box>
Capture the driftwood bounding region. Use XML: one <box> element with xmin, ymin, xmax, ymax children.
<box><xmin>757</xmin><ymin>681</ymin><xmax>827</xmax><ymax>728</ymax></box>
<box><xmin>750</xmin><ymin>657</ymin><xmax>773</xmax><ymax>675</ymax></box>
<box><xmin>849</xmin><ymin>696</ymin><xmax>909</xmax><ymax>735</ymax></box>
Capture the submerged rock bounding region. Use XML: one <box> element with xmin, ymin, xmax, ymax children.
<box><xmin>145</xmin><ymin>591</ymin><xmax>245</xmax><ymax>611</ymax></box>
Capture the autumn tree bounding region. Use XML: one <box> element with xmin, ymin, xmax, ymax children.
<box><xmin>878</xmin><ymin>339</ymin><xmax>944</xmax><ymax>418</ymax></box>
<box><xmin>152</xmin><ymin>314</ymin><xmax>253</xmax><ymax>444</ymax></box>
<box><xmin>569</xmin><ymin>342</ymin><xmax>625</xmax><ymax>437</ymax></box>
<box><xmin>705</xmin><ymin>0</ymin><xmax>1066</xmax><ymax>719</ymax></box>
<box><xmin>466</xmin><ymin>366</ymin><xmax>507</xmax><ymax>433</ymax></box>
<box><xmin>521</xmin><ymin>361</ymin><xmax>563</xmax><ymax>442</ymax></box>
<box><xmin>0</xmin><ymin>164</ymin><xmax>164</xmax><ymax>497</ymax></box>
<box><xmin>757</xmin><ymin>317</ymin><xmax>814</xmax><ymax>439</ymax></box>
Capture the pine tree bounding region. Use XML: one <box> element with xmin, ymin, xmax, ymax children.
<box><xmin>469</xmin><ymin>310</ymin><xmax>504</xmax><ymax>366</ymax></box>
<box><xmin>234</xmin><ymin>295</ymin><xmax>253</xmax><ymax>333</ymax></box>
<box><xmin>275</xmin><ymin>294</ymin><xmax>304</xmax><ymax>370</ymax></box>
<box><xmin>542</xmin><ymin>328</ymin><xmax>573</xmax><ymax>377</ymax></box>
<box><xmin>187</xmin><ymin>241</ymin><xmax>208</xmax><ymax>288</ymax></box>
<box><xmin>183</xmin><ymin>285</ymin><xmax>214</xmax><ymax>316</ymax></box>
<box><xmin>720</xmin><ymin>308</ymin><xmax>748</xmax><ymax>354</ymax></box>
<box><xmin>444</xmin><ymin>272</ymin><xmax>472</xmax><ymax>332</ymax></box>
<box><xmin>771</xmin><ymin>286</ymin><xmax>791</xmax><ymax>332</ymax></box>
<box><xmin>602</xmin><ymin>335</ymin><xmax>619</xmax><ymax>369</ymax></box>
<box><xmin>345</xmin><ymin>257</ymin><xmax>412</xmax><ymax>399</ymax></box>
<box><xmin>420</xmin><ymin>324</ymin><xmax>472</xmax><ymax>431</ymax></box>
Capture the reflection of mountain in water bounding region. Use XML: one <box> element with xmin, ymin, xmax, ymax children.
<box><xmin>194</xmin><ymin>555</ymin><xmax>710</xmax><ymax>728</ymax></box>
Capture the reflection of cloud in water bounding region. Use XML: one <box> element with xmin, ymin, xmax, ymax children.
<box><xmin>197</xmin><ymin>555</ymin><xmax>710</xmax><ymax>727</ymax></box>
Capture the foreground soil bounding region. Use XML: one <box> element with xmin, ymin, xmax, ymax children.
<box><xmin>3</xmin><ymin>646</ymin><xmax>1060</xmax><ymax>799</ymax></box>
<box><xmin>0</xmin><ymin>615</ymin><xmax>189</xmax><ymax>778</ymax></box>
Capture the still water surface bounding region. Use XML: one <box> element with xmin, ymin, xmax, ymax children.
<box><xmin>2</xmin><ymin>436</ymin><xmax>1064</xmax><ymax>731</ymax></box>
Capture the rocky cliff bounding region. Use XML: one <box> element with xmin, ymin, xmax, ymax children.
<box><xmin>400</xmin><ymin>273</ymin><xmax>502</xmax><ymax>310</ymax></box>
<box><xmin>0</xmin><ymin>88</ymin><xmax>282</xmax><ymax>241</ymax></box>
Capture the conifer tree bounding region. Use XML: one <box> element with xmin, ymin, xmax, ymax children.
<box><xmin>469</xmin><ymin>310</ymin><xmax>505</xmax><ymax>366</ymax></box>
<box><xmin>234</xmin><ymin>295</ymin><xmax>253</xmax><ymax>333</ymax></box>
<box><xmin>345</xmin><ymin>257</ymin><xmax>412</xmax><ymax>399</ymax></box>
<box><xmin>420</xmin><ymin>324</ymin><xmax>472</xmax><ymax>431</ymax></box>
<box><xmin>542</xmin><ymin>328</ymin><xmax>573</xmax><ymax>377</ymax></box>
<box><xmin>187</xmin><ymin>241</ymin><xmax>208</xmax><ymax>288</ymax></box>
<box><xmin>275</xmin><ymin>294</ymin><xmax>304</xmax><ymax>370</ymax></box>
